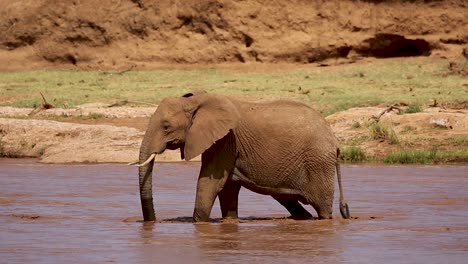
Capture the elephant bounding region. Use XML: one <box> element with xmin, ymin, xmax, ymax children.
<box><xmin>133</xmin><ymin>90</ymin><xmax>350</xmax><ymax>222</ymax></box>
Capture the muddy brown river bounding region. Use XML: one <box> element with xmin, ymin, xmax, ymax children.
<box><xmin>0</xmin><ymin>159</ymin><xmax>467</xmax><ymax>263</ymax></box>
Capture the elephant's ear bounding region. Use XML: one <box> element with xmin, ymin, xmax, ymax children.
<box><xmin>184</xmin><ymin>95</ymin><xmax>239</xmax><ymax>161</ymax></box>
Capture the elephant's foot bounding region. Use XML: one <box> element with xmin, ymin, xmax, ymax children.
<box><xmin>221</xmin><ymin>217</ymin><xmax>240</xmax><ymax>223</ymax></box>
<box><xmin>193</xmin><ymin>209</ymin><xmax>211</xmax><ymax>223</ymax></box>
<box><xmin>222</xmin><ymin>211</ymin><xmax>239</xmax><ymax>219</ymax></box>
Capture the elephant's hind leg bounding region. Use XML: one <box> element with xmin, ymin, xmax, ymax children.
<box><xmin>312</xmin><ymin>202</ymin><xmax>333</xmax><ymax>220</ymax></box>
<box><xmin>303</xmin><ymin>191</ymin><xmax>333</xmax><ymax>220</ymax></box>
<box><xmin>273</xmin><ymin>196</ymin><xmax>313</xmax><ymax>220</ymax></box>
<box><xmin>218</xmin><ymin>180</ymin><xmax>242</xmax><ymax>219</ymax></box>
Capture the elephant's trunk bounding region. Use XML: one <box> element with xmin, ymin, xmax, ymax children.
<box><xmin>138</xmin><ymin>147</ymin><xmax>156</xmax><ymax>221</ymax></box>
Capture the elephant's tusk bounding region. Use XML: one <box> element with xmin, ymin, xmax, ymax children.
<box><xmin>137</xmin><ymin>153</ymin><xmax>156</xmax><ymax>167</ymax></box>
<box><xmin>127</xmin><ymin>161</ymin><xmax>139</xmax><ymax>166</ymax></box>
<box><xmin>130</xmin><ymin>153</ymin><xmax>157</xmax><ymax>167</ymax></box>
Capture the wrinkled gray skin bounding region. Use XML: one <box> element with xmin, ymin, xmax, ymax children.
<box><xmin>138</xmin><ymin>91</ymin><xmax>350</xmax><ymax>222</ymax></box>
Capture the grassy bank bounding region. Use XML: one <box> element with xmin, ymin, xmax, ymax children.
<box><xmin>0</xmin><ymin>58</ymin><xmax>465</xmax><ymax>116</ymax></box>
<box><xmin>384</xmin><ymin>148</ymin><xmax>468</xmax><ymax>164</ymax></box>
<box><xmin>339</xmin><ymin>146</ymin><xmax>468</xmax><ymax>164</ymax></box>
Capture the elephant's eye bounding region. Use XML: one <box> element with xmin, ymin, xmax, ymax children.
<box><xmin>162</xmin><ymin>122</ymin><xmax>171</xmax><ymax>132</ymax></box>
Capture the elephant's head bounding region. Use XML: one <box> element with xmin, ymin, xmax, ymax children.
<box><xmin>136</xmin><ymin>91</ymin><xmax>240</xmax><ymax>221</ymax></box>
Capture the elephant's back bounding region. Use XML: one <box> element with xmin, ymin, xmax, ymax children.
<box><xmin>238</xmin><ymin>100</ymin><xmax>335</xmax><ymax>140</ymax></box>
<box><xmin>235</xmin><ymin>99</ymin><xmax>338</xmax><ymax>158</ymax></box>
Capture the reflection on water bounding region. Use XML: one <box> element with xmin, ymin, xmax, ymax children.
<box><xmin>0</xmin><ymin>159</ymin><xmax>467</xmax><ymax>263</ymax></box>
<box><xmin>192</xmin><ymin>221</ymin><xmax>344</xmax><ymax>262</ymax></box>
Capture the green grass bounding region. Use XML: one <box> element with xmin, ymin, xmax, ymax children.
<box><xmin>435</xmin><ymin>149</ymin><xmax>468</xmax><ymax>163</ymax></box>
<box><xmin>403</xmin><ymin>104</ymin><xmax>422</xmax><ymax>114</ymax></box>
<box><xmin>384</xmin><ymin>149</ymin><xmax>437</xmax><ymax>164</ymax></box>
<box><xmin>0</xmin><ymin>58</ymin><xmax>466</xmax><ymax>116</ymax></box>
<box><xmin>339</xmin><ymin>146</ymin><xmax>368</xmax><ymax>163</ymax></box>
<box><xmin>384</xmin><ymin>148</ymin><xmax>468</xmax><ymax>164</ymax></box>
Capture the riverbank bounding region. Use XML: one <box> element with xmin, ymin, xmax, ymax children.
<box><xmin>1</xmin><ymin>102</ymin><xmax>466</xmax><ymax>164</ymax></box>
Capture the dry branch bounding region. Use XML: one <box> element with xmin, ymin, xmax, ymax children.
<box><xmin>116</xmin><ymin>65</ymin><xmax>136</xmax><ymax>75</ymax></box>
<box><xmin>29</xmin><ymin>92</ymin><xmax>55</xmax><ymax>115</ymax></box>
<box><xmin>371</xmin><ymin>105</ymin><xmax>401</xmax><ymax>122</ymax></box>
<box><xmin>108</xmin><ymin>100</ymin><xmax>130</xmax><ymax>107</ymax></box>
<box><xmin>39</xmin><ymin>92</ymin><xmax>54</xmax><ymax>109</ymax></box>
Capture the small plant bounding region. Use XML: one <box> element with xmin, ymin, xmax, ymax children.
<box><xmin>88</xmin><ymin>112</ymin><xmax>105</xmax><ymax>119</ymax></box>
<box><xmin>433</xmin><ymin>124</ymin><xmax>449</xmax><ymax>130</ymax></box>
<box><xmin>351</xmin><ymin>121</ymin><xmax>361</xmax><ymax>129</ymax></box>
<box><xmin>78</xmin><ymin>112</ymin><xmax>105</xmax><ymax>120</ymax></box>
<box><xmin>352</xmin><ymin>72</ymin><xmax>365</xmax><ymax>78</ymax></box>
<box><xmin>340</xmin><ymin>146</ymin><xmax>367</xmax><ymax>163</ymax></box>
<box><xmin>19</xmin><ymin>139</ymin><xmax>30</xmax><ymax>148</ymax></box>
<box><xmin>403</xmin><ymin>104</ymin><xmax>422</xmax><ymax>114</ymax></box>
<box><xmin>368</xmin><ymin>122</ymin><xmax>399</xmax><ymax>145</ymax></box>
<box><xmin>37</xmin><ymin>145</ymin><xmax>47</xmax><ymax>156</ymax></box>
<box><xmin>0</xmin><ymin>140</ymin><xmax>4</xmax><ymax>157</ymax></box>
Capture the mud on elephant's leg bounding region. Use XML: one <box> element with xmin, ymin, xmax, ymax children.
<box><xmin>273</xmin><ymin>196</ymin><xmax>314</xmax><ymax>220</ymax></box>
<box><xmin>218</xmin><ymin>180</ymin><xmax>241</xmax><ymax>220</ymax></box>
<box><xmin>193</xmin><ymin>175</ymin><xmax>222</xmax><ymax>222</ymax></box>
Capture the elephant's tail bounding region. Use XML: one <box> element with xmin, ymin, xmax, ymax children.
<box><xmin>336</xmin><ymin>148</ymin><xmax>351</xmax><ymax>219</ymax></box>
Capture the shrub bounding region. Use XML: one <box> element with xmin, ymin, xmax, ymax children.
<box><xmin>403</xmin><ymin>104</ymin><xmax>422</xmax><ymax>114</ymax></box>
<box><xmin>340</xmin><ymin>146</ymin><xmax>367</xmax><ymax>163</ymax></box>
<box><xmin>369</xmin><ymin>122</ymin><xmax>399</xmax><ymax>145</ymax></box>
<box><xmin>433</xmin><ymin>124</ymin><xmax>449</xmax><ymax>130</ymax></box>
<box><xmin>351</xmin><ymin>121</ymin><xmax>361</xmax><ymax>129</ymax></box>
<box><xmin>402</xmin><ymin>125</ymin><xmax>415</xmax><ymax>133</ymax></box>
<box><xmin>88</xmin><ymin>112</ymin><xmax>105</xmax><ymax>119</ymax></box>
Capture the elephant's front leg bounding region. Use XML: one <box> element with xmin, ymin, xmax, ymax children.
<box><xmin>193</xmin><ymin>175</ymin><xmax>225</xmax><ymax>222</ymax></box>
<box><xmin>192</xmin><ymin>139</ymin><xmax>236</xmax><ymax>222</ymax></box>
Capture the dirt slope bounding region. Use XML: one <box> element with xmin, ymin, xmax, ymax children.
<box><xmin>0</xmin><ymin>0</ymin><xmax>467</xmax><ymax>70</ymax></box>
